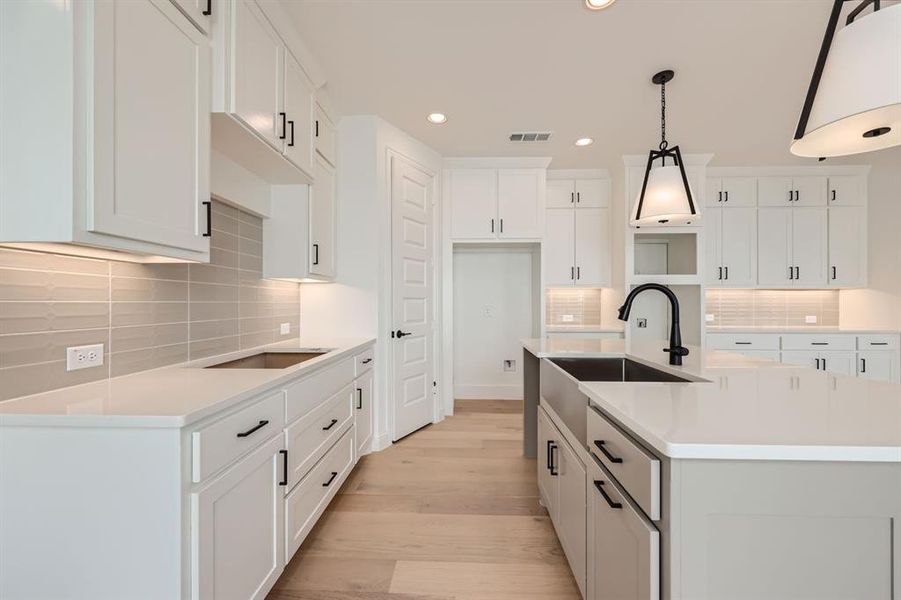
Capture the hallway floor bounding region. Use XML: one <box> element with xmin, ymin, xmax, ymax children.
<box><xmin>267</xmin><ymin>399</ymin><xmax>581</xmax><ymax>599</ymax></box>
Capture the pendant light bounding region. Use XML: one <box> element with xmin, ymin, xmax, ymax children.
<box><xmin>630</xmin><ymin>70</ymin><xmax>697</xmax><ymax>227</ymax></box>
<box><xmin>791</xmin><ymin>0</ymin><xmax>901</xmax><ymax>158</ymax></box>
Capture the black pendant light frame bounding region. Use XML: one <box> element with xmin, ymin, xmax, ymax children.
<box><xmin>634</xmin><ymin>70</ymin><xmax>696</xmax><ymax>225</ymax></box>
<box><xmin>794</xmin><ymin>0</ymin><xmax>885</xmax><ymax>144</ymax></box>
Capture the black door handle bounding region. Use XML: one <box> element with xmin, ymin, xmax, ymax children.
<box><xmin>278</xmin><ymin>450</ymin><xmax>288</xmax><ymax>486</ymax></box>
<box><xmin>356</xmin><ymin>388</ymin><xmax>363</xmax><ymax>410</ymax></box>
<box><xmin>202</xmin><ymin>0</ymin><xmax>211</xmax><ymax>16</ymax></box>
<box><xmin>322</xmin><ymin>471</ymin><xmax>338</xmax><ymax>487</ymax></box>
<box><xmin>236</xmin><ymin>420</ymin><xmax>269</xmax><ymax>438</ymax></box>
<box><xmin>322</xmin><ymin>418</ymin><xmax>338</xmax><ymax>431</ymax></box>
<box><xmin>202</xmin><ymin>200</ymin><xmax>212</xmax><ymax>237</ymax></box>
<box><xmin>593</xmin><ymin>440</ymin><xmax>624</xmax><ymax>464</ymax></box>
<box><xmin>395</xmin><ymin>330</ymin><xmax>412</xmax><ymax>338</ymax></box>
<box><xmin>593</xmin><ymin>480</ymin><xmax>623</xmax><ymax>509</ymax></box>
<box><xmin>312</xmin><ymin>243</ymin><xmax>319</xmax><ymax>265</ymax></box>
<box><xmin>287</xmin><ymin>120</ymin><xmax>295</xmax><ymax>147</ymax></box>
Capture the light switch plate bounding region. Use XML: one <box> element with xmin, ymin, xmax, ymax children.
<box><xmin>705</xmin><ymin>314</ymin><xmax>715</xmax><ymax>323</ymax></box>
<box><xmin>280</xmin><ymin>322</ymin><xmax>291</xmax><ymax>335</ymax></box>
<box><xmin>67</xmin><ymin>344</ymin><xmax>104</xmax><ymax>371</ymax></box>
<box><xmin>805</xmin><ymin>315</ymin><xmax>817</xmax><ymax>324</ymax></box>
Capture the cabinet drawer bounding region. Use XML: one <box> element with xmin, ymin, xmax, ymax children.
<box><xmin>857</xmin><ymin>334</ymin><xmax>899</xmax><ymax>351</ymax></box>
<box><xmin>781</xmin><ymin>334</ymin><xmax>854</xmax><ymax>351</ymax></box>
<box><xmin>355</xmin><ymin>346</ymin><xmax>374</xmax><ymax>376</ymax></box>
<box><xmin>285</xmin><ymin>425</ymin><xmax>355</xmax><ymax>560</ymax></box>
<box><xmin>284</xmin><ymin>383</ymin><xmax>353</xmax><ymax>490</ymax></box>
<box><xmin>286</xmin><ymin>357</ymin><xmax>355</xmax><ymax>423</ymax></box>
<box><xmin>192</xmin><ymin>391</ymin><xmax>285</xmax><ymax>483</ymax></box>
<box><xmin>706</xmin><ymin>333</ymin><xmax>780</xmax><ymax>351</ymax></box>
<box><xmin>587</xmin><ymin>406</ymin><xmax>660</xmax><ymax>521</ymax></box>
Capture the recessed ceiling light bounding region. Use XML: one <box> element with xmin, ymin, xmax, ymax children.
<box><xmin>575</xmin><ymin>137</ymin><xmax>594</xmax><ymax>147</ymax></box>
<box><xmin>427</xmin><ymin>113</ymin><xmax>447</xmax><ymax>124</ymax></box>
<box><xmin>585</xmin><ymin>0</ymin><xmax>615</xmax><ymax>10</ymax></box>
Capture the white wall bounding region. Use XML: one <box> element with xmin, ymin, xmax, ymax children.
<box><xmin>300</xmin><ymin>115</ymin><xmax>442</xmax><ymax>451</ymax></box>
<box><xmin>452</xmin><ymin>247</ymin><xmax>536</xmax><ymax>400</ymax></box>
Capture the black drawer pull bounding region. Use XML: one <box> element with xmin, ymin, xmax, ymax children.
<box><xmin>362</xmin><ymin>358</ymin><xmax>372</xmax><ymax>364</ymax></box>
<box><xmin>734</xmin><ymin>342</ymin><xmax>752</xmax><ymax>345</ymax></box>
<box><xmin>870</xmin><ymin>342</ymin><xmax>888</xmax><ymax>346</ymax></box>
<box><xmin>236</xmin><ymin>420</ymin><xmax>269</xmax><ymax>438</ymax></box>
<box><xmin>322</xmin><ymin>471</ymin><xmax>338</xmax><ymax>487</ymax></box>
<box><xmin>593</xmin><ymin>480</ymin><xmax>622</xmax><ymax>509</ymax></box>
<box><xmin>278</xmin><ymin>450</ymin><xmax>288</xmax><ymax>486</ymax></box>
<box><xmin>811</xmin><ymin>342</ymin><xmax>829</xmax><ymax>346</ymax></box>
<box><xmin>356</xmin><ymin>388</ymin><xmax>363</xmax><ymax>410</ymax></box>
<box><xmin>594</xmin><ymin>440</ymin><xmax>623</xmax><ymax>464</ymax></box>
<box><xmin>322</xmin><ymin>418</ymin><xmax>338</xmax><ymax>431</ymax></box>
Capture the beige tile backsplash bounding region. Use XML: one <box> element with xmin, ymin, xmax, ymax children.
<box><xmin>0</xmin><ymin>201</ymin><xmax>301</xmax><ymax>401</ymax></box>
<box><xmin>546</xmin><ymin>288</ymin><xmax>604</xmax><ymax>328</ymax></box>
<box><xmin>705</xmin><ymin>288</ymin><xmax>840</xmax><ymax>328</ymax></box>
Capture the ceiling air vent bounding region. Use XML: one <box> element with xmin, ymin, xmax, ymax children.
<box><xmin>509</xmin><ymin>131</ymin><xmax>553</xmax><ymax>143</ymax></box>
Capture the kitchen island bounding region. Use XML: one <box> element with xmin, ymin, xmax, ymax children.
<box><xmin>523</xmin><ymin>337</ymin><xmax>901</xmax><ymax>600</ymax></box>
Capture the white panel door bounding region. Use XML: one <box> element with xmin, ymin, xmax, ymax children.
<box><xmin>547</xmin><ymin>180</ymin><xmax>575</xmax><ymax>209</ymax></box>
<box><xmin>193</xmin><ymin>436</ymin><xmax>284</xmax><ymax>600</ymax></box>
<box><xmin>556</xmin><ymin>439</ymin><xmax>586</xmax><ymax>597</ymax></box>
<box><xmin>758</xmin><ymin>177</ymin><xmax>793</xmax><ymax>207</ymax></box>
<box><xmin>354</xmin><ymin>369</ymin><xmax>374</xmax><ymax>459</ymax></box>
<box><xmin>821</xmin><ymin>351</ymin><xmax>856</xmax><ymax>376</ymax></box>
<box><xmin>392</xmin><ymin>157</ymin><xmax>435</xmax><ymax>441</ymax></box>
<box><xmin>575</xmin><ymin>208</ymin><xmax>610</xmax><ymax>286</ymax></box>
<box><xmin>309</xmin><ymin>154</ymin><xmax>336</xmax><ymax>278</ymax></box>
<box><xmin>575</xmin><ymin>179</ymin><xmax>609</xmax><ymax>208</ymax></box>
<box><xmin>705</xmin><ymin>178</ymin><xmax>723</xmax><ymax>207</ymax></box>
<box><xmin>705</xmin><ymin>206</ymin><xmax>723</xmax><ymax>285</ymax></box>
<box><xmin>757</xmin><ymin>208</ymin><xmax>793</xmax><ymax>286</ymax></box>
<box><xmin>91</xmin><ymin>0</ymin><xmax>209</xmax><ymax>252</ymax></box>
<box><xmin>793</xmin><ymin>176</ymin><xmax>827</xmax><ymax>206</ymax></box>
<box><xmin>792</xmin><ymin>208</ymin><xmax>828</xmax><ymax>287</ymax></box>
<box><xmin>537</xmin><ymin>407</ymin><xmax>558</xmax><ymax>522</ymax></box>
<box><xmin>828</xmin><ymin>206</ymin><xmax>866</xmax><ymax>287</ymax></box>
<box><xmin>283</xmin><ymin>53</ymin><xmax>314</xmax><ymax>175</ymax></box>
<box><xmin>498</xmin><ymin>169</ymin><xmax>542</xmax><ymax>239</ymax></box>
<box><xmin>545</xmin><ymin>209</ymin><xmax>575</xmax><ymax>286</ymax></box>
<box><xmin>721</xmin><ymin>177</ymin><xmax>757</xmax><ymax>207</ymax></box>
<box><xmin>171</xmin><ymin>0</ymin><xmax>210</xmax><ymax>33</ymax></box>
<box><xmin>858</xmin><ymin>352</ymin><xmax>897</xmax><ymax>383</ymax></box>
<box><xmin>449</xmin><ymin>169</ymin><xmax>497</xmax><ymax>239</ymax></box>
<box><xmin>232</xmin><ymin>0</ymin><xmax>283</xmax><ymax>149</ymax></box>
<box><xmin>828</xmin><ymin>175</ymin><xmax>865</xmax><ymax>205</ymax></box>
<box><xmin>721</xmin><ymin>208</ymin><xmax>757</xmax><ymax>286</ymax></box>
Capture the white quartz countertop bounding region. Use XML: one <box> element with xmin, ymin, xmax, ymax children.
<box><xmin>706</xmin><ymin>326</ymin><xmax>901</xmax><ymax>334</ymax></box>
<box><xmin>524</xmin><ymin>337</ymin><xmax>901</xmax><ymax>462</ymax></box>
<box><xmin>0</xmin><ymin>337</ymin><xmax>375</xmax><ymax>428</ymax></box>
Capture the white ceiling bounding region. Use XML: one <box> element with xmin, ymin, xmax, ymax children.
<box><xmin>285</xmin><ymin>0</ymin><xmax>898</xmax><ymax>169</ymax></box>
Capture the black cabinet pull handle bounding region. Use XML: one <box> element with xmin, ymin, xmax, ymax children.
<box><xmin>322</xmin><ymin>471</ymin><xmax>338</xmax><ymax>487</ymax></box>
<box><xmin>576</xmin><ymin>266</ymin><xmax>580</xmax><ymax>280</ymax></box>
<box><xmin>870</xmin><ymin>342</ymin><xmax>888</xmax><ymax>346</ymax></box>
<box><xmin>811</xmin><ymin>342</ymin><xmax>829</xmax><ymax>346</ymax></box>
<box><xmin>734</xmin><ymin>341</ymin><xmax>752</xmax><ymax>345</ymax></box>
<box><xmin>861</xmin><ymin>358</ymin><xmax>867</xmax><ymax>373</ymax></box>
<box><xmin>724</xmin><ymin>190</ymin><xmax>729</xmax><ymax>202</ymax></box>
<box><xmin>576</xmin><ymin>192</ymin><xmax>581</xmax><ymax>203</ymax></box>
<box><xmin>278</xmin><ymin>112</ymin><xmax>287</xmax><ymax>140</ymax></box>
<box><xmin>202</xmin><ymin>0</ymin><xmax>211</xmax><ymax>16</ymax></box>
<box><xmin>718</xmin><ymin>266</ymin><xmax>722</xmax><ymax>280</ymax></box>
<box><xmin>549</xmin><ymin>442</ymin><xmax>558</xmax><ymax>476</ymax></box>
<box><xmin>322</xmin><ymin>418</ymin><xmax>338</xmax><ymax>431</ymax></box>
<box><xmin>278</xmin><ymin>450</ymin><xmax>288</xmax><ymax>486</ymax></box>
<box><xmin>593</xmin><ymin>440</ymin><xmax>623</xmax><ymax>464</ymax></box>
<box><xmin>315</xmin><ymin>119</ymin><xmax>319</xmax><ymax>138</ymax></box>
<box><xmin>546</xmin><ymin>440</ymin><xmax>553</xmax><ymax>471</ymax></box>
<box><xmin>362</xmin><ymin>358</ymin><xmax>372</xmax><ymax>364</ymax></box>
<box><xmin>794</xmin><ymin>266</ymin><xmax>800</xmax><ymax>280</ymax></box>
<box><xmin>788</xmin><ymin>190</ymin><xmax>793</xmax><ymax>203</ymax></box>
<box><xmin>571</xmin><ymin>266</ymin><xmax>575</xmax><ymax>280</ymax></box>
<box><xmin>815</xmin><ymin>358</ymin><xmax>821</xmax><ymax>370</ymax></box>
<box><xmin>202</xmin><ymin>200</ymin><xmax>212</xmax><ymax>237</ymax></box>
<box><xmin>593</xmin><ymin>480</ymin><xmax>623</xmax><ymax>509</ymax></box>
<box><xmin>832</xmin><ymin>266</ymin><xmax>837</xmax><ymax>280</ymax></box>
<box><xmin>571</xmin><ymin>192</ymin><xmax>575</xmax><ymax>203</ymax></box>
<box><xmin>356</xmin><ymin>388</ymin><xmax>363</xmax><ymax>410</ymax></box>
<box><xmin>832</xmin><ymin>189</ymin><xmax>836</xmax><ymax>202</ymax></box>
<box><xmin>236</xmin><ymin>420</ymin><xmax>269</xmax><ymax>438</ymax></box>
<box><xmin>287</xmin><ymin>120</ymin><xmax>295</xmax><ymax>147</ymax></box>
<box><xmin>724</xmin><ymin>266</ymin><xmax>729</xmax><ymax>280</ymax></box>
<box><xmin>789</xmin><ymin>266</ymin><xmax>794</xmax><ymax>280</ymax></box>
<box><xmin>822</xmin><ymin>358</ymin><xmax>827</xmax><ymax>371</ymax></box>
<box><xmin>312</xmin><ymin>243</ymin><xmax>319</xmax><ymax>265</ymax></box>
<box><xmin>718</xmin><ymin>191</ymin><xmax>723</xmax><ymax>203</ymax></box>
<box><xmin>491</xmin><ymin>218</ymin><xmax>495</xmax><ymax>233</ymax></box>
<box><xmin>500</xmin><ymin>218</ymin><xmax>504</xmax><ymax>233</ymax></box>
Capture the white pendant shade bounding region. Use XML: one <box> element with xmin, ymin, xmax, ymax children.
<box><xmin>791</xmin><ymin>3</ymin><xmax>901</xmax><ymax>158</ymax></box>
<box><xmin>630</xmin><ymin>165</ymin><xmax>699</xmax><ymax>226</ymax></box>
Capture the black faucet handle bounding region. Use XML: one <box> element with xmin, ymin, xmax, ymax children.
<box><xmin>663</xmin><ymin>346</ymin><xmax>690</xmax><ymax>357</ymax></box>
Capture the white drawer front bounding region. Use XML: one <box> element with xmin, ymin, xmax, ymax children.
<box><xmin>587</xmin><ymin>406</ymin><xmax>660</xmax><ymax>521</ymax></box>
<box><xmin>284</xmin><ymin>383</ymin><xmax>353</xmax><ymax>491</ymax></box>
<box><xmin>857</xmin><ymin>334</ymin><xmax>899</xmax><ymax>351</ymax></box>
<box><xmin>781</xmin><ymin>334</ymin><xmax>855</xmax><ymax>351</ymax></box>
<box><xmin>192</xmin><ymin>391</ymin><xmax>286</xmax><ymax>483</ymax></box>
<box><xmin>286</xmin><ymin>357</ymin><xmax>355</xmax><ymax>423</ymax></box>
<box><xmin>285</xmin><ymin>426</ymin><xmax>355</xmax><ymax>560</ymax></box>
<box><xmin>354</xmin><ymin>346</ymin><xmax>374</xmax><ymax>376</ymax></box>
<box><xmin>707</xmin><ymin>333</ymin><xmax>780</xmax><ymax>351</ymax></box>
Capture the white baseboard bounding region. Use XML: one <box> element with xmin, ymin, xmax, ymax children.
<box><xmin>372</xmin><ymin>431</ymin><xmax>393</xmax><ymax>452</ymax></box>
<box><xmin>454</xmin><ymin>384</ymin><xmax>523</xmax><ymax>400</ymax></box>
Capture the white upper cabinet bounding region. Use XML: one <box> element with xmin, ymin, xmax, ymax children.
<box><xmin>757</xmin><ymin>208</ymin><xmax>794</xmax><ymax>287</ymax></box>
<box><xmin>547</xmin><ymin>180</ymin><xmax>577</xmax><ymax>209</ymax></box>
<box><xmin>574</xmin><ymin>208</ymin><xmax>611</xmax><ymax>287</ymax></box>
<box><xmin>828</xmin><ymin>206</ymin><xmax>867</xmax><ymax>287</ymax></box>
<box><xmin>547</xmin><ymin>179</ymin><xmax>610</xmax><ymax>209</ymax></box>
<box><xmin>309</xmin><ymin>154</ymin><xmax>337</xmax><ymax>279</ymax></box>
<box><xmin>314</xmin><ymin>103</ymin><xmax>337</xmax><ymax>167</ymax></box>
<box><xmin>545</xmin><ymin>210</ymin><xmax>576</xmax><ymax>286</ymax></box>
<box><xmin>706</xmin><ymin>177</ymin><xmax>757</xmax><ymax>207</ymax></box>
<box><xmin>708</xmin><ymin>207</ymin><xmax>757</xmax><ymax>287</ymax></box>
<box><xmin>448</xmin><ymin>168</ymin><xmax>544</xmax><ymax>240</ymax></box>
<box><xmin>0</xmin><ymin>0</ymin><xmax>211</xmax><ymax>262</ymax></box>
<box><xmin>497</xmin><ymin>170</ymin><xmax>543</xmax><ymax>239</ymax></box>
<box><xmin>759</xmin><ymin>176</ymin><xmax>826</xmax><ymax>207</ymax></box>
<box><xmin>828</xmin><ymin>175</ymin><xmax>865</xmax><ymax>205</ymax></box>
<box><xmin>171</xmin><ymin>0</ymin><xmax>212</xmax><ymax>34</ymax></box>
<box><xmin>283</xmin><ymin>53</ymin><xmax>315</xmax><ymax>174</ymax></box>
<box><xmin>757</xmin><ymin>207</ymin><xmax>828</xmax><ymax>287</ymax></box>
<box><xmin>791</xmin><ymin>208</ymin><xmax>828</xmax><ymax>286</ymax></box>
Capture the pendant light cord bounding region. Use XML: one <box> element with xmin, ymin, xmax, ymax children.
<box><xmin>659</xmin><ymin>80</ymin><xmax>668</xmax><ymax>151</ymax></box>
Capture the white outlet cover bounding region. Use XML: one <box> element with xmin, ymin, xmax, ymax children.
<box><xmin>280</xmin><ymin>322</ymin><xmax>291</xmax><ymax>335</ymax></box>
<box><xmin>66</xmin><ymin>344</ymin><xmax>104</xmax><ymax>371</ymax></box>
<box><xmin>805</xmin><ymin>315</ymin><xmax>818</xmax><ymax>324</ymax></box>
<box><xmin>561</xmin><ymin>314</ymin><xmax>575</xmax><ymax>322</ymax></box>
<box><xmin>705</xmin><ymin>314</ymin><xmax>715</xmax><ymax>323</ymax></box>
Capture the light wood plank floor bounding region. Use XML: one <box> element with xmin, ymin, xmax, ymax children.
<box><xmin>268</xmin><ymin>399</ymin><xmax>581</xmax><ymax>600</ymax></box>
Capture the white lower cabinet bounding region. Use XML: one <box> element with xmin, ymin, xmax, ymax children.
<box><xmin>354</xmin><ymin>368</ymin><xmax>374</xmax><ymax>459</ymax></box>
<box><xmin>192</xmin><ymin>435</ymin><xmax>285</xmax><ymax>600</ymax></box>
<box><xmin>587</xmin><ymin>457</ymin><xmax>660</xmax><ymax>600</ymax></box>
<box><xmin>858</xmin><ymin>351</ymin><xmax>897</xmax><ymax>383</ymax></box>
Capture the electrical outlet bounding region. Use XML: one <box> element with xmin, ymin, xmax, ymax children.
<box><xmin>705</xmin><ymin>313</ymin><xmax>715</xmax><ymax>323</ymax></box>
<box><xmin>503</xmin><ymin>359</ymin><xmax>516</xmax><ymax>372</ymax></box>
<box><xmin>636</xmin><ymin>318</ymin><xmax>648</xmax><ymax>328</ymax></box>
<box><xmin>66</xmin><ymin>344</ymin><xmax>104</xmax><ymax>372</ymax></box>
<box><xmin>280</xmin><ymin>322</ymin><xmax>291</xmax><ymax>335</ymax></box>
<box><xmin>805</xmin><ymin>315</ymin><xmax>818</xmax><ymax>324</ymax></box>
<box><xmin>561</xmin><ymin>314</ymin><xmax>575</xmax><ymax>322</ymax></box>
